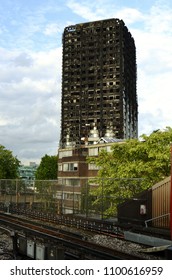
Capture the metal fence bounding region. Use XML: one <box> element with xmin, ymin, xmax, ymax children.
<box><xmin>0</xmin><ymin>178</ymin><xmax>145</xmax><ymax>219</ymax></box>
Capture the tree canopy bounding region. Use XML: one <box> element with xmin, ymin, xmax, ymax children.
<box><xmin>35</xmin><ymin>154</ymin><xmax>58</xmax><ymax>180</ymax></box>
<box><xmin>87</xmin><ymin>127</ymin><xmax>172</xmax><ymax>216</ymax></box>
<box><xmin>0</xmin><ymin>145</ymin><xmax>20</xmax><ymax>179</ymax></box>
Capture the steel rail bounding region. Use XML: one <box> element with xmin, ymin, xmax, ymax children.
<box><xmin>0</xmin><ymin>213</ymin><xmax>145</xmax><ymax>260</ymax></box>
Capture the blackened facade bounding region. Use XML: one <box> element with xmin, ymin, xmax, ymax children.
<box><xmin>60</xmin><ymin>18</ymin><xmax>138</xmax><ymax>148</ymax></box>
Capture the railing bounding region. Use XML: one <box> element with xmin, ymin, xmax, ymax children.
<box><xmin>145</xmin><ymin>213</ymin><xmax>170</xmax><ymax>228</ymax></box>
<box><xmin>0</xmin><ymin>178</ymin><xmax>144</xmax><ymax>219</ymax></box>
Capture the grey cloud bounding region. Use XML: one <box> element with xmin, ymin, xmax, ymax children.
<box><xmin>0</xmin><ymin>47</ymin><xmax>61</xmax><ymax>164</ymax></box>
<box><xmin>1</xmin><ymin>0</ymin><xmax>172</xmax><ymax>165</ymax></box>
<box><xmin>13</xmin><ymin>53</ymin><xmax>34</xmax><ymax>67</ymax></box>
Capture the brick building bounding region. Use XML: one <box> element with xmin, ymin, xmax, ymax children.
<box><xmin>58</xmin><ymin>18</ymin><xmax>137</xmax><ymax>213</ymax></box>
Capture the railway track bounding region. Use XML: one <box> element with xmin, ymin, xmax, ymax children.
<box><xmin>2</xmin><ymin>204</ymin><xmax>170</xmax><ymax>240</ymax></box>
<box><xmin>0</xmin><ymin>212</ymin><xmax>147</xmax><ymax>260</ymax></box>
<box><xmin>0</xmin><ymin>226</ymin><xmax>13</xmax><ymax>260</ymax></box>
<box><xmin>7</xmin><ymin>205</ymin><xmax>171</xmax><ymax>242</ymax></box>
<box><xmin>2</xmin><ymin>205</ymin><xmax>123</xmax><ymax>237</ymax></box>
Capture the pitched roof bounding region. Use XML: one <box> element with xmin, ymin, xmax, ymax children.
<box><xmin>98</xmin><ymin>137</ymin><xmax>124</xmax><ymax>143</ymax></box>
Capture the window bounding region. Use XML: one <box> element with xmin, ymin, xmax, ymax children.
<box><xmin>54</xmin><ymin>191</ymin><xmax>62</xmax><ymax>199</ymax></box>
<box><xmin>63</xmin><ymin>192</ymin><xmax>80</xmax><ymax>201</ymax></box>
<box><xmin>58</xmin><ymin>164</ymin><xmax>62</xmax><ymax>171</ymax></box>
<box><xmin>63</xmin><ymin>163</ymin><xmax>78</xmax><ymax>171</ymax></box>
<box><xmin>88</xmin><ymin>147</ymin><xmax>98</xmax><ymax>156</ymax></box>
<box><xmin>59</xmin><ymin>150</ymin><xmax>72</xmax><ymax>158</ymax></box>
<box><xmin>88</xmin><ymin>163</ymin><xmax>99</xmax><ymax>170</ymax></box>
<box><xmin>107</xmin><ymin>146</ymin><xmax>112</xmax><ymax>152</ymax></box>
<box><xmin>64</xmin><ymin>193</ymin><xmax>73</xmax><ymax>200</ymax></box>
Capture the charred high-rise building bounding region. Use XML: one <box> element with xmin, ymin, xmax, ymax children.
<box><xmin>60</xmin><ymin>18</ymin><xmax>138</xmax><ymax>148</ymax></box>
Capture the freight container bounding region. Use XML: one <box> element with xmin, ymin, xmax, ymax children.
<box><xmin>117</xmin><ymin>176</ymin><xmax>171</xmax><ymax>231</ymax></box>
<box><xmin>151</xmin><ymin>176</ymin><xmax>171</xmax><ymax>228</ymax></box>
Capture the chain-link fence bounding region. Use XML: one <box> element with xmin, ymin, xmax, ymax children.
<box><xmin>0</xmin><ymin>178</ymin><xmax>145</xmax><ymax>219</ymax></box>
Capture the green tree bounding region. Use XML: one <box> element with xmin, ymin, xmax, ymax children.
<box><xmin>87</xmin><ymin>127</ymin><xmax>172</xmax><ymax>216</ymax></box>
<box><xmin>34</xmin><ymin>155</ymin><xmax>58</xmax><ymax>213</ymax></box>
<box><xmin>35</xmin><ymin>154</ymin><xmax>58</xmax><ymax>180</ymax></box>
<box><xmin>0</xmin><ymin>145</ymin><xmax>20</xmax><ymax>179</ymax></box>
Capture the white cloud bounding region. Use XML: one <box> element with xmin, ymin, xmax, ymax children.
<box><xmin>115</xmin><ymin>8</ymin><xmax>145</xmax><ymax>25</ymax></box>
<box><xmin>66</xmin><ymin>0</ymin><xmax>103</xmax><ymax>21</ymax></box>
<box><xmin>0</xmin><ymin>46</ymin><xmax>62</xmax><ymax>164</ymax></box>
<box><xmin>1</xmin><ymin>0</ymin><xmax>172</xmax><ymax>164</ymax></box>
<box><xmin>127</xmin><ymin>4</ymin><xmax>172</xmax><ymax>136</ymax></box>
<box><xmin>13</xmin><ymin>53</ymin><xmax>34</xmax><ymax>67</ymax></box>
<box><xmin>145</xmin><ymin>3</ymin><xmax>172</xmax><ymax>34</ymax></box>
<box><xmin>66</xmin><ymin>0</ymin><xmax>145</xmax><ymax>24</ymax></box>
<box><xmin>43</xmin><ymin>23</ymin><xmax>61</xmax><ymax>36</ymax></box>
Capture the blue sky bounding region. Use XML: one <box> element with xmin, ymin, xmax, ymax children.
<box><xmin>0</xmin><ymin>0</ymin><xmax>172</xmax><ymax>164</ymax></box>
